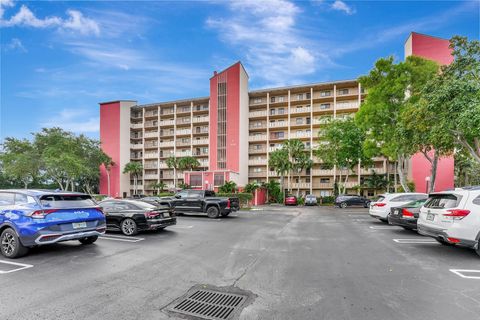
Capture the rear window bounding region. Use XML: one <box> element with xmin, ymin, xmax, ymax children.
<box><xmin>424</xmin><ymin>194</ymin><xmax>462</xmax><ymax>209</ymax></box>
<box><xmin>405</xmin><ymin>199</ymin><xmax>428</xmax><ymax>208</ymax></box>
<box><xmin>127</xmin><ymin>200</ymin><xmax>156</xmax><ymax>210</ymax></box>
<box><xmin>473</xmin><ymin>195</ymin><xmax>480</xmax><ymax>206</ymax></box>
<box><xmin>0</xmin><ymin>192</ymin><xmax>14</xmax><ymax>207</ymax></box>
<box><xmin>374</xmin><ymin>196</ymin><xmax>385</xmax><ymax>202</ymax></box>
<box><xmin>391</xmin><ymin>194</ymin><xmax>426</xmax><ymax>202</ymax></box>
<box><xmin>40</xmin><ymin>194</ymin><xmax>96</xmax><ymax>208</ymax></box>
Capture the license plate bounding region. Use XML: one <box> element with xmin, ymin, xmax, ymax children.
<box><xmin>72</xmin><ymin>222</ymin><xmax>87</xmax><ymax>229</ymax></box>
<box><xmin>163</xmin><ymin>212</ymin><xmax>169</xmax><ymax>218</ymax></box>
<box><xmin>426</xmin><ymin>213</ymin><xmax>435</xmax><ymax>221</ymax></box>
<box><xmin>395</xmin><ymin>209</ymin><xmax>400</xmax><ymax>215</ymax></box>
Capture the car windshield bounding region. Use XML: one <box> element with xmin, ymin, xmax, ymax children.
<box><xmin>404</xmin><ymin>198</ymin><xmax>427</xmax><ymax>208</ymax></box>
<box><xmin>39</xmin><ymin>194</ymin><xmax>97</xmax><ymax>208</ymax></box>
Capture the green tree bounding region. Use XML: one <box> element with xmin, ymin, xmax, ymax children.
<box><xmin>362</xmin><ymin>172</ymin><xmax>389</xmax><ymax>192</ymax></box>
<box><xmin>262</xmin><ymin>180</ymin><xmax>282</xmax><ymax>203</ymax></box>
<box><xmin>0</xmin><ymin>138</ymin><xmax>39</xmax><ymax>188</ymax></box>
<box><xmin>423</xmin><ymin>36</ymin><xmax>480</xmax><ymax>164</ymax></box>
<box><xmin>244</xmin><ymin>182</ymin><xmax>260</xmax><ymax>194</ymax></box>
<box><xmin>123</xmin><ymin>161</ymin><xmax>143</xmax><ymax>195</ymax></box>
<box><xmin>282</xmin><ymin>139</ymin><xmax>312</xmax><ymax>195</ymax></box>
<box><xmin>165</xmin><ymin>156</ymin><xmax>179</xmax><ymax>188</ymax></box>
<box><xmin>356</xmin><ymin>55</ymin><xmax>439</xmax><ymax>192</ymax></box>
<box><xmin>178</xmin><ymin>156</ymin><xmax>201</xmax><ymax>171</ymax></box>
<box><xmin>455</xmin><ymin>149</ymin><xmax>480</xmax><ymax>187</ymax></box>
<box><xmin>316</xmin><ymin>118</ymin><xmax>369</xmax><ymax>195</ymax></box>
<box><xmin>151</xmin><ymin>181</ymin><xmax>167</xmax><ymax>194</ymax></box>
<box><xmin>268</xmin><ymin>148</ymin><xmax>290</xmax><ymax>196</ymax></box>
<box><xmin>219</xmin><ymin>180</ymin><xmax>237</xmax><ymax>193</ymax></box>
<box><xmin>101</xmin><ymin>155</ymin><xmax>115</xmax><ymax>197</ymax></box>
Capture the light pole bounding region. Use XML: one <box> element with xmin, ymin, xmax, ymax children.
<box><xmin>425</xmin><ymin>176</ymin><xmax>431</xmax><ymax>193</ymax></box>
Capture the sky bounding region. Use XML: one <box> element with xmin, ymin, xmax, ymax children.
<box><xmin>0</xmin><ymin>0</ymin><xmax>479</xmax><ymax>140</ymax></box>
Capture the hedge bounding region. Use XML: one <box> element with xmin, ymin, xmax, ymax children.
<box><xmin>217</xmin><ymin>193</ymin><xmax>253</xmax><ymax>208</ymax></box>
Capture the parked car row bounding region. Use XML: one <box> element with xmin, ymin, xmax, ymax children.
<box><xmin>0</xmin><ymin>189</ymin><xmax>239</xmax><ymax>258</ymax></box>
<box><xmin>369</xmin><ymin>188</ymin><xmax>480</xmax><ymax>257</ymax></box>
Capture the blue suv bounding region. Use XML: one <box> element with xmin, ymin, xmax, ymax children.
<box><xmin>0</xmin><ymin>190</ymin><xmax>106</xmax><ymax>258</ymax></box>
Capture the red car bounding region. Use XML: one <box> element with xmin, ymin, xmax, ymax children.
<box><xmin>284</xmin><ymin>195</ymin><xmax>298</xmax><ymax>206</ymax></box>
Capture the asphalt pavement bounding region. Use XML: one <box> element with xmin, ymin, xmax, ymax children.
<box><xmin>1</xmin><ymin>206</ymin><xmax>480</xmax><ymax>320</ymax></box>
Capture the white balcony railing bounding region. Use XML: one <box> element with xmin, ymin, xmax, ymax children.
<box><xmin>291</xmin><ymin>182</ymin><xmax>311</xmax><ymax>189</ymax></box>
<box><xmin>192</xmin><ymin>139</ymin><xmax>209</xmax><ymax>145</ymax></box>
<box><xmin>144</xmin><ymin>153</ymin><xmax>158</xmax><ymax>159</ymax></box>
<box><xmin>249</xmin><ymin>110</ymin><xmax>267</xmax><ymax>118</ymax></box>
<box><xmin>159</xmin><ymin>120</ymin><xmax>175</xmax><ymax>126</ymax></box>
<box><xmin>176</xmin><ymin>129</ymin><xmax>192</xmax><ymax>135</ymax></box>
<box><xmin>159</xmin><ymin>141</ymin><xmax>174</xmax><ymax>148</ymax></box>
<box><xmin>192</xmin><ymin>116</ymin><xmax>209</xmax><ymax>123</ymax></box>
<box><xmin>249</xmin><ymin>134</ymin><xmax>267</xmax><ymax>141</ymax></box>
<box><xmin>143</xmin><ymin>174</ymin><xmax>158</xmax><ymax>180</ymax></box>
<box><xmin>144</xmin><ymin>131</ymin><xmax>158</xmax><ymax>138</ymax></box>
<box><xmin>336</xmin><ymin>101</ymin><xmax>359</xmax><ymax>110</ymax></box>
<box><xmin>248</xmin><ymin>159</ymin><xmax>267</xmax><ymax>165</ymax></box>
<box><xmin>291</xmin><ymin>131</ymin><xmax>312</xmax><ymax>139</ymax></box>
<box><xmin>268</xmin><ymin>146</ymin><xmax>282</xmax><ymax>152</ymax></box>
<box><xmin>131</xmin><ymin>123</ymin><xmax>143</xmax><ymax>129</ymax></box>
<box><xmin>131</xmin><ymin>144</ymin><xmax>143</xmax><ymax>149</ymax></box>
<box><xmin>291</xmin><ymin>107</ymin><xmax>311</xmax><ymax>114</ymax></box>
<box><xmin>269</xmin><ymin>121</ymin><xmax>287</xmax><ymax>128</ymax></box>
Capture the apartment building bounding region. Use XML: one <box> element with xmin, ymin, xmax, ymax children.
<box><xmin>99</xmin><ymin>32</ymin><xmax>454</xmax><ymax>198</ymax></box>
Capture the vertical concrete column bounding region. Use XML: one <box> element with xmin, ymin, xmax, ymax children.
<box><xmin>310</xmin><ymin>87</ymin><xmax>314</xmax><ymax>195</ymax></box>
<box><xmin>173</xmin><ymin>104</ymin><xmax>177</xmax><ymax>187</ymax></box>
<box><xmin>266</xmin><ymin>92</ymin><xmax>270</xmax><ymax>183</ymax></box>
<box><xmin>190</xmin><ymin>101</ymin><xmax>194</xmax><ymax>155</ymax></box>
<box><xmin>157</xmin><ymin>105</ymin><xmax>160</xmax><ymax>183</ymax></box>
<box><xmin>141</xmin><ymin>107</ymin><xmax>145</xmax><ymax>193</ymax></box>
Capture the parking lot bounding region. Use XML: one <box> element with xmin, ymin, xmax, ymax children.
<box><xmin>1</xmin><ymin>206</ymin><xmax>480</xmax><ymax>320</ymax></box>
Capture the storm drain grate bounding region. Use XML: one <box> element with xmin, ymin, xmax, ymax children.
<box><xmin>169</xmin><ymin>288</ymin><xmax>248</xmax><ymax>320</ymax></box>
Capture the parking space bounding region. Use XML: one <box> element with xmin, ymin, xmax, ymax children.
<box><xmin>2</xmin><ymin>206</ymin><xmax>480</xmax><ymax>320</ymax></box>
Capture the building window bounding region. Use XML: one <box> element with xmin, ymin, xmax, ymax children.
<box><xmin>253</xmin><ymin>98</ymin><xmax>262</xmax><ymax>104</ymax></box>
<box><xmin>278</xmin><ymin>96</ymin><xmax>285</xmax><ymax>102</ymax></box>
<box><xmin>338</xmin><ymin>89</ymin><xmax>349</xmax><ymax>95</ymax></box>
<box><xmin>297</xmin><ymin>94</ymin><xmax>303</xmax><ymax>100</ymax></box>
<box><xmin>320</xmin><ymin>190</ymin><xmax>330</xmax><ymax>196</ymax></box>
<box><xmin>306</xmin><ymin>92</ymin><xmax>311</xmax><ymax>99</ymax></box>
<box><xmin>255</xmin><ymin>144</ymin><xmax>262</xmax><ymax>150</ymax></box>
<box><xmin>296</xmin><ymin>118</ymin><xmax>303</xmax><ymax>124</ymax></box>
<box><xmin>278</xmin><ymin>108</ymin><xmax>285</xmax><ymax>115</ymax></box>
<box><xmin>306</xmin><ymin>177</ymin><xmax>311</xmax><ymax>183</ymax></box>
<box><xmin>306</xmin><ymin>117</ymin><xmax>311</xmax><ymax>124</ymax></box>
<box><xmin>270</xmin><ymin>96</ymin><xmax>276</xmax><ymax>103</ymax></box>
<box><xmin>190</xmin><ymin>174</ymin><xmax>202</xmax><ymax>187</ymax></box>
<box><xmin>270</xmin><ymin>108</ymin><xmax>276</xmax><ymax>115</ymax></box>
<box><xmin>306</xmin><ymin>168</ymin><xmax>311</xmax><ymax>175</ymax></box>
<box><xmin>214</xmin><ymin>174</ymin><xmax>224</xmax><ymax>186</ymax></box>
<box><xmin>320</xmin><ymin>91</ymin><xmax>331</xmax><ymax>97</ymax></box>
<box><xmin>320</xmin><ymin>103</ymin><xmax>330</xmax><ymax>110</ymax></box>
<box><xmin>320</xmin><ymin>178</ymin><xmax>330</xmax><ymax>183</ymax></box>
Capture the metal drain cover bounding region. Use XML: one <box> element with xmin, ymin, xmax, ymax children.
<box><xmin>164</xmin><ymin>285</ymin><xmax>254</xmax><ymax>320</ymax></box>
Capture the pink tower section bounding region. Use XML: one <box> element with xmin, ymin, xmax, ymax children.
<box><xmin>405</xmin><ymin>32</ymin><xmax>454</xmax><ymax>192</ymax></box>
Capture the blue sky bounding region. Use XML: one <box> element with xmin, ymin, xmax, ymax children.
<box><xmin>1</xmin><ymin>0</ymin><xmax>478</xmax><ymax>140</ymax></box>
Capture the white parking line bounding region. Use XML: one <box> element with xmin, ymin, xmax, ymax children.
<box><xmin>393</xmin><ymin>238</ymin><xmax>438</xmax><ymax>244</ymax></box>
<box><xmin>170</xmin><ymin>225</ymin><xmax>194</xmax><ymax>229</ymax></box>
<box><xmin>0</xmin><ymin>260</ymin><xmax>34</xmax><ymax>274</ymax></box>
<box><xmin>369</xmin><ymin>226</ymin><xmax>401</xmax><ymax>230</ymax></box>
<box><xmin>450</xmin><ymin>269</ymin><xmax>480</xmax><ymax>280</ymax></box>
<box><xmin>99</xmin><ymin>235</ymin><xmax>145</xmax><ymax>243</ymax></box>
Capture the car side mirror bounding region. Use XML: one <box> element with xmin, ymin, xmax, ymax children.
<box><xmin>174</xmin><ymin>194</ymin><xmax>181</xmax><ymax>199</ymax></box>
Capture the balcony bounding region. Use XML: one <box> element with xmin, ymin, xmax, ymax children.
<box><xmin>144</xmin><ymin>131</ymin><xmax>158</xmax><ymax>138</ymax></box>
<box><xmin>159</xmin><ymin>163</ymin><xmax>168</xmax><ymax>169</ymax></box>
<box><xmin>161</xmin><ymin>152</ymin><xmax>175</xmax><ymax>158</ymax></box>
<box><xmin>143</xmin><ymin>174</ymin><xmax>158</xmax><ymax>180</ymax></box>
<box><xmin>160</xmin><ymin>109</ymin><xmax>175</xmax><ymax>116</ymax></box>
<box><xmin>336</xmin><ymin>101</ymin><xmax>359</xmax><ymax>110</ymax></box>
<box><xmin>144</xmin><ymin>163</ymin><xmax>158</xmax><ymax>169</ymax></box>
<box><xmin>269</xmin><ymin>121</ymin><xmax>287</xmax><ymax>128</ymax></box>
<box><xmin>144</xmin><ymin>121</ymin><xmax>158</xmax><ymax>128</ymax></box>
<box><xmin>192</xmin><ymin>116</ymin><xmax>209</xmax><ymax>123</ymax></box>
<box><xmin>131</xmin><ymin>135</ymin><xmax>143</xmax><ymax>139</ymax></box>
<box><xmin>291</xmin><ymin>182</ymin><xmax>311</xmax><ymax>189</ymax></box>
<box><xmin>290</xmin><ymin>106</ymin><xmax>311</xmax><ymax>114</ymax></box>
<box><xmin>176</xmin><ymin>129</ymin><xmax>192</xmax><ymax>136</ymax></box>
<box><xmin>177</xmin><ymin>107</ymin><xmax>191</xmax><ymax>114</ymax></box>
<box><xmin>268</xmin><ymin>145</ymin><xmax>282</xmax><ymax>152</ymax></box>
<box><xmin>360</xmin><ymin>168</ymin><xmax>386</xmax><ymax>175</ymax></box>
<box><xmin>144</xmin><ymin>143</ymin><xmax>158</xmax><ymax>149</ymax></box>
<box><xmin>160</xmin><ymin>131</ymin><xmax>174</xmax><ymax>137</ymax></box>
<box><xmin>249</xmin><ymin>134</ymin><xmax>267</xmax><ymax>141</ymax></box>
<box><xmin>313</xmin><ymin>117</ymin><xmax>331</xmax><ymax>125</ymax></box>
<box><xmin>130</xmin><ymin>154</ymin><xmax>142</xmax><ymax>160</ymax></box>
<box><xmin>315</xmin><ymin>182</ymin><xmax>334</xmax><ymax>189</ymax></box>
<box><xmin>269</xmin><ymin>134</ymin><xmax>286</xmax><ymax>141</ymax></box>
<box><xmin>248</xmin><ymin>171</ymin><xmax>266</xmax><ymax>177</ymax></box>
<box><xmin>176</xmin><ymin>151</ymin><xmax>192</xmax><ymax>157</ymax></box>
<box><xmin>248</xmin><ymin>159</ymin><xmax>267</xmax><ymax>165</ymax></box>
<box><xmin>160</xmin><ymin>120</ymin><xmax>175</xmax><ymax>126</ymax></box>
<box><xmin>199</xmin><ymin>160</ymin><xmax>209</xmax><ymax>167</ymax></box>
<box><xmin>144</xmin><ymin>111</ymin><xmax>158</xmax><ymax>118</ymax></box>
<box><xmin>268</xmin><ymin>171</ymin><xmax>277</xmax><ymax>177</ymax></box>
<box><xmin>177</xmin><ymin>119</ymin><xmax>191</xmax><ymax>125</ymax></box>
<box><xmin>291</xmin><ymin>131</ymin><xmax>311</xmax><ymax>139</ymax></box>
<box><xmin>131</xmin><ymin>123</ymin><xmax>143</xmax><ymax>129</ymax></box>
<box><xmin>144</xmin><ymin>152</ymin><xmax>158</xmax><ymax>159</ymax></box>
<box><xmin>192</xmin><ymin>139</ymin><xmax>209</xmax><ymax>145</ymax></box>
<box><xmin>193</xmin><ymin>105</ymin><xmax>209</xmax><ymax>112</ymax></box>
<box><xmin>249</xmin><ymin>110</ymin><xmax>267</xmax><ymax>118</ymax></box>
<box><xmin>312</xmin><ymin>169</ymin><xmax>335</xmax><ymax>176</ymax></box>
<box><xmin>177</xmin><ymin>140</ymin><xmax>191</xmax><ymax>147</ymax></box>
<box><xmin>131</xmin><ymin>143</ymin><xmax>143</xmax><ymax>149</ymax></box>
<box><xmin>249</xmin><ymin>148</ymin><xmax>267</xmax><ymax>154</ymax></box>
<box><xmin>249</xmin><ymin>123</ymin><xmax>267</xmax><ymax>130</ymax></box>
<box><xmin>290</xmin><ymin>121</ymin><xmax>311</xmax><ymax>127</ymax></box>
<box><xmin>159</xmin><ymin>141</ymin><xmax>174</xmax><ymax>148</ymax></box>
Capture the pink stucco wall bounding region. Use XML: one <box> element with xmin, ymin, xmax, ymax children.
<box><xmin>99</xmin><ymin>101</ymin><xmax>121</xmax><ymax>197</ymax></box>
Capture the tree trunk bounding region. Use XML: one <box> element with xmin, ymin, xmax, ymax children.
<box><xmin>429</xmin><ymin>151</ymin><xmax>439</xmax><ymax>193</ymax></box>
<box><xmin>134</xmin><ymin>176</ymin><xmax>137</xmax><ymax>195</ymax></box>
<box><xmin>338</xmin><ymin>169</ymin><xmax>343</xmax><ymax>195</ymax></box>
<box><xmin>174</xmin><ymin>168</ymin><xmax>177</xmax><ymax>190</ymax></box>
<box><xmin>397</xmin><ymin>155</ymin><xmax>410</xmax><ymax>192</ymax></box>
<box><xmin>297</xmin><ymin>172</ymin><xmax>300</xmax><ymax>197</ymax></box>
<box><xmin>106</xmin><ymin>170</ymin><xmax>111</xmax><ymax>196</ymax></box>
<box><xmin>24</xmin><ymin>181</ymin><xmax>28</xmax><ymax>189</ymax></box>
<box><xmin>343</xmin><ymin>171</ymin><xmax>350</xmax><ymax>195</ymax></box>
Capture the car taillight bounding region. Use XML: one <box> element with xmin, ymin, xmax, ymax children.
<box><xmin>30</xmin><ymin>209</ymin><xmax>58</xmax><ymax>219</ymax></box>
<box><xmin>226</xmin><ymin>199</ymin><xmax>231</xmax><ymax>209</ymax></box>
<box><xmin>145</xmin><ymin>212</ymin><xmax>159</xmax><ymax>219</ymax></box>
<box><xmin>402</xmin><ymin>208</ymin><xmax>414</xmax><ymax>217</ymax></box>
<box><xmin>443</xmin><ymin>209</ymin><xmax>470</xmax><ymax>220</ymax></box>
<box><xmin>374</xmin><ymin>203</ymin><xmax>386</xmax><ymax>207</ymax></box>
<box><xmin>447</xmin><ymin>237</ymin><xmax>461</xmax><ymax>243</ymax></box>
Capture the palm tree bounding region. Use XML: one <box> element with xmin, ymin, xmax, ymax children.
<box><xmin>292</xmin><ymin>152</ymin><xmax>313</xmax><ymax>197</ymax></box>
<box><xmin>282</xmin><ymin>139</ymin><xmax>306</xmax><ymax>192</ymax></box>
<box><xmin>219</xmin><ymin>180</ymin><xmax>237</xmax><ymax>193</ymax></box>
<box><xmin>123</xmin><ymin>161</ymin><xmax>143</xmax><ymax>195</ymax></box>
<box><xmin>101</xmin><ymin>155</ymin><xmax>114</xmax><ymax>197</ymax></box>
<box><xmin>178</xmin><ymin>156</ymin><xmax>200</xmax><ymax>171</ymax></box>
<box><xmin>151</xmin><ymin>181</ymin><xmax>167</xmax><ymax>194</ymax></box>
<box><xmin>268</xmin><ymin>148</ymin><xmax>290</xmax><ymax>196</ymax></box>
<box><xmin>165</xmin><ymin>156</ymin><xmax>179</xmax><ymax>188</ymax></box>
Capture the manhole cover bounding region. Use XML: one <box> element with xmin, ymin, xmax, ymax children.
<box><xmin>165</xmin><ymin>285</ymin><xmax>254</xmax><ymax>320</ymax></box>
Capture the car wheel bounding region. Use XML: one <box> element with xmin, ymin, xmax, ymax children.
<box><xmin>340</xmin><ymin>202</ymin><xmax>348</xmax><ymax>209</ymax></box>
<box><xmin>0</xmin><ymin>228</ymin><xmax>29</xmax><ymax>259</ymax></box>
<box><xmin>206</xmin><ymin>206</ymin><xmax>220</xmax><ymax>219</ymax></box>
<box><xmin>121</xmin><ymin>218</ymin><xmax>138</xmax><ymax>236</ymax></box>
<box><xmin>79</xmin><ymin>236</ymin><xmax>98</xmax><ymax>245</ymax></box>
<box><xmin>364</xmin><ymin>201</ymin><xmax>371</xmax><ymax>208</ymax></box>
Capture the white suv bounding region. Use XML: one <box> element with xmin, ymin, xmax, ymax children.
<box><xmin>369</xmin><ymin>193</ymin><xmax>428</xmax><ymax>222</ymax></box>
<box><xmin>417</xmin><ymin>187</ymin><xmax>480</xmax><ymax>256</ymax></box>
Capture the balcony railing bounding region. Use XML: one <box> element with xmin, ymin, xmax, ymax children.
<box><xmin>177</xmin><ymin>119</ymin><xmax>191</xmax><ymax>125</ymax></box>
<box><xmin>143</xmin><ymin>174</ymin><xmax>158</xmax><ymax>180</ymax></box>
<box><xmin>248</xmin><ymin>159</ymin><xmax>267</xmax><ymax>165</ymax></box>
<box><xmin>248</xmin><ymin>171</ymin><xmax>266</xmax><ymax>177</ymax></box>
<box><xmin>192</xmin><ymin>116</ymin><xmax>209</xmax><ymax>123</ymax></box>
<box><xmin>177</xmin><ymin>129</ymin><xmax>192</xmax><ymax>135</ymax></box>
<box><xmin>159</xmin><ymin>141</ymin><xmax>174</xmax><ymax>148</ymax></box>
<box><xmin>144</xmin><ymin>153</ymin><xmax>158</xmax><ymax>159</ymax></box>
<box><xmin>131</xmin><ymin>123</ymin><xmax>143</xmax><ymax>129</ymax></box>
<box><xmin>249</xmin><ymin>110</ymin><xmax>268</xmax><ymax>118</ymax></box>
<box><xmin>291</xmin><ymin>182</ymin><xmax>311</xmax><ymax>189</ymax></box>
<box><xmin>160</xmin><ymin>109</ymin><xmax>175</xmax><ymax>115</ymax></box>
<box><xmin>249</xmin><ymin>134</ymin><xmax>267</xmax><ymax>141</ymax></box>
<box><xmin>249</xmin><ymin>124</ymin><xmax>267</xmax><ymax>130</ymax></box>
<box><xmin>144</xmin><ymin>111</ymin><xmax>158</xmax><ymax>118</ymax></box>
<box><xmin>268</xmin><ymin>146</ymin><xmax>282</xmax><ymax>152</ymax></box>
<box><xmin>249</xmin><ymin>148</ymin><xmax>267</xmax><ymax>153</ymax></box>
<box><xmin>144</xmin><ymin>163</ymin><xmax>158</xmax><ymax>169</ymax></box>
<box><xmin>291</xmin><ymin>132</ymin><xmax>312</xmax><ymax>139</ymax></box>
<box><xmin>269</xmin><ymin>121</ymin><xmax>287</xmax><ymax>128</ymax></box>
<box><xmin>312</xmin><ymin>169</ymin><xmax>335</xmax><ymax>176</ymax></box>
<box><xmin>176</xmin><ymin>151</ymin><xmax>192</xmax><ymax>157</ymax></box>
<box><xmin>159</xmin><ymin>163</ymin><xmax>168</xmax><ymax>169</ymax></box>
<box><xmin>336</xmin><ymin>101</ymin><xmax>359</xmax><ymax>110</ymax></box>
<box><xmin>159</xmin><ymin>120</ymin><xmax>175</xmax><ymax>126</ymax></box>
<box><xmin>291</xmin><ymin>106</ymin><xmax>311</xmax><ymax>114</ymax></box>
<box><xmin>131</xmin><ymin>144</ymin><xmax>143</xmax><ymax>149</ymax></box>
<box><xmin>193</xmin><ymin>139</ymin><xmax>209</xmax><ymax>145</ymax></box>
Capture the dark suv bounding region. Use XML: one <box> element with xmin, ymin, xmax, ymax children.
<box><xmin>335</xmin><ymin>194</ymin><xmax>371</xmax><ymax>208</ymax></box>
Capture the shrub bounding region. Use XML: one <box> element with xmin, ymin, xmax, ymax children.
<box><xmin>157</xmin><ymin>192</ymin><xmax>174</xmax><ymax>197</ymax></box>
<box><xmin>217</xmin><ymin>192</ymin><xmax>253</xmax><ymax>208</ymax></box>
<box><xmin>297</xmin><ymin>197</ymin><xmax>305</xmax><ymax>205</ymax></box>
<box><xmin>320</xmin><ymin>196</ymin><xmax>335</xmax><ymax>204</ymax></box>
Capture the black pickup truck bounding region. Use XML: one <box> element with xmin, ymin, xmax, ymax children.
<box><xmin>164</xmin><ymin>190</ymin><xmax>239</xmax><ymax>218</ymax></box>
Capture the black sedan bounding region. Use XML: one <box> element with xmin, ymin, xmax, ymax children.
<box><xmin>99</xmin><ymin>199</ymin><xmax>176</xmax><ymax>236</ymax></box>
<box><xmin>387</xmin><ymin>198</ymin><xmax>428</xmax><ymax>230</ymax></box>
<box><xmin>335</xmin><ymin>194</ymin><xmax>371</xmax><ymax>208</ymax></box>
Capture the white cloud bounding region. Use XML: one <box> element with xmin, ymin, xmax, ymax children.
<box><xmin>0</xmin><ymin>0</ymin><xmax>14</xmax><ymax>19</ymax></box>
<box><xmin>4</xmin><ymin>38</ymin><xmax>26</xmax><ymax>52</ymax></box>
<box><xmin>331</xmin><ymin>1</ymin><xmax>355</xmax><ymax>15</ymax></box>
<box><xmin>206</xmin><ymin>0</ymin><xmax>319</xmax><ymax>86</ymax></box>
<box><xmin>41</xmin><ymin>109</ymin><xmax>99</xmax><ymax>133</ymax></box>
<box><xmin>1</xmin><ymin>4</ymin><xmax>100</xmax><ymax>36</ymax></box>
